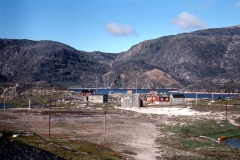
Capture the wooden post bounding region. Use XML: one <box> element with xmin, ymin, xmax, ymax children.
<box><xmin>225</xmin><ymin>100</ymin><xmax>228</xmax><ymax>120</ymax></box>
<box><xmin>136</xmin><ymin>79</ymin><xmax>137</xmax><ymax>94</ymax></box>
<box><xmin>28</xmin><ymin>98</ymin><xmax>31</xmax><ymax>110</ymax></box>
<box><xmin>49</xmin><ymin>100</ymin><xmax>51</xmax><ymax>139</ymax></box>
<box><xmin>3</xmin><ymin>98</ymin><xmax>5</xmax><ymax>110</ymax></box>
<box><xmin>104</xmin><ymin>111</ymin><xmax>106</xmax><ymax>140</ymax></box>
<box><xmin>196</xmin><ymin>92</ymin><xmax>198</xmax><ymax>106</ymax></box>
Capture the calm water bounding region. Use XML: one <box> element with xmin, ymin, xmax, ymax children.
<box><xmin>0</xmin><ymin>103</ymin><xmax>15</xmax><ymax>109</ymax></box>
<box><xmin>72</xmin><ymin>88</ymin><xmax>176</xmax><ymax>94</ymax></box>
<box><xmin>71</xmin><ymin>88</ymin><xmax>234</xmax><ymax>99</ymax></box>
<box><xmin>223</xmin><ymin>137</ymin><xmax>240</xmax><ymax>150</ymax></box>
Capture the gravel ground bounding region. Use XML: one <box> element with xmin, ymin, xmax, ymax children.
<box><xmin>1</xmin><ymin>105</ymin><xmax>239</xmax><ymax>160</ymax></box>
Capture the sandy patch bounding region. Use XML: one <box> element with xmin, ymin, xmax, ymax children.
<box><xmin>117</xmin><ymin>106</ymin><xmax>206</xmax><ymax>116</ymax></box>
<box><xmin>124</xmin><ymin>122</ymin><xmax>157</xmax><ymax>160</ymax></box>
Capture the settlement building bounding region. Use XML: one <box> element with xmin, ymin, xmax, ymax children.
<box><xmin>151</xmin><ymin>94</ymin><xmax>170</xmax><ymax>105</ymax></box>
<box><xmin>88</xmin><ymin>94</ymin><xmax>108</xmax><ymax>103</ymax></box>
<box><xmin>80</xmin><ymin>89</ymin><xmax>95</xmax><ymax>97</ymax></box>
<box><xmin>142</xmin><ymin>91</ymin><xmax>186</xmax><ymax>106</ymax></box>
<box><xmin>121</xmin><ymin>94</ymin><xmax>142</xmax><ymax>108</ymax></box>
<box><xmin>170</xmin><ymin>94</ymin><xmax>186</xmax><ymax>104</ymax></box>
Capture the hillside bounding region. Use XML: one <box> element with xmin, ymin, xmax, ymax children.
<box><xmin>1</xmin><ymin>25</ymin><xmax>240</xmax><ymax>91</ymax></box>
<box><xmin>114</xmin><ymin>25</ymin><xmax>240</xmax><ymax>91</ymax></box>
<box><xmin>0</xmin><ymin>39</ymin><xmax>116</xmax><ymax>87</ymax></box>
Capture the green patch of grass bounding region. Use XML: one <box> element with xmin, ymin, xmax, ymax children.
<box><xmin>191</xmin><ymin>102</ymin><xmax>240</xmax><ymax>113</ymax></box>
<box><xmin>156</xmin><ymin>136</ymin><xmax>240</xmax><ymax>159</ymax></box>
<box><xmin>54</xmin><ymin>139</ymin><xmax>123</xmax><ymax>159</ymax></box>
<box><xmin>0</xmin><ymin>126</ymin><xmax>124</xmax><ymax>160</ymax></box>
<box><xmin>158</xmin><ymin>155</ymin><xmax>214</xmax><ymax>160</ymax></box>
<box><xmin>12</xmin><ymin>134</ymin><xmax>124</xmax><ymax>160</ymax></box>
<box><xmin>178</xmin><ymin>138</ymin><xmax>226</xmax><ymax>151</ymax></box>
<box><xmin>1</xmin><ymin>129</ymin><xmax>19</xmax><ymax>137</ymax></box>
<box><xmin>163</xmin><ymin>119</ymin><xmax>240</xmax><ymax>139</ymax></box>
<box><xmin>158</xmin><ymin>117</ymin><xmax>240</xmax><ymax>159</ymax></box>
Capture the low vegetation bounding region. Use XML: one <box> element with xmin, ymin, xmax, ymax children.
<box><xmin>2</xmin><ymin>84</ymin><xmax>240</xmax><ymax>159</ymax></box>
<box><xmin>0</xmin><ymin>129</ymin><xmax>124</xmax><ymax>160</ymax></box>
<box><xmin>156</xmin><ymin>100</ymin><xmax>240</xmax><ymax>160</ymax></box>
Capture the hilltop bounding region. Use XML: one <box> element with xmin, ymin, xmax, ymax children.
<box><xmin>1</xmin><ymin>25</ymin><xmax>240</xmax><ymax>91</ymax></box>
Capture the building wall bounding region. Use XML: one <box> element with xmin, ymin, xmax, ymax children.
<box><xmin>89</xmin><ymin>94</ymin><xmax>108</xmax><ymax>103</ymax></box>
<box><xmin>81</xmin><ymin>92</ymin><xmax>90</xmax><ymax>97</ymax></box>
<box><xmin>151</xmin><ymin>95</ymin><xmax>170</xmax><ymax>104</ymax></box>
<box><xmin>80</xmin><ymin>90</ymin><xmax>94</xmax><ymax>97</ymax></box>
<box><xmin>152</xmin><ymin>95</ymin><xmax>159</xmax><ymax>102</ymax></box>
<box><xmin>158</xmin><ymin>101</ymin><xmax>171</xmax><ymax>105</ymax></box>
<box><xmin>162</xmin><ymin>97</ymin><xmax>170</xmax><ymax>102</ymax></box>
<box><xmin>170</xmin><ymin>97</ymin><xmax>185</xmax><ymax>104</ymax></box>
<box><xmin>121</xmin><ymin>94</ymin><xmax>141</xmax><ymax>108</ymax></box>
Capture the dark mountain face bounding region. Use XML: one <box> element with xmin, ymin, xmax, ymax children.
<box><xmin>1</xmin><ymin>25</ymin><xmax>240</xmax><ymax>91</ymax></box>
<box><xmin>114</xmin><ymin>25</ymin><xmax>240</xmax><ymax>90</ymax></box>
<box><xmin>0</xmin><ymin>39</ymin><xmax>116</xmax><ymax>87</ymax></box>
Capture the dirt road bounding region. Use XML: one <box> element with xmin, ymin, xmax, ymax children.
<box><xmin>1</xmin><ymin>105</ymin><xmax>239</xmax><ymax>160</ymax></box>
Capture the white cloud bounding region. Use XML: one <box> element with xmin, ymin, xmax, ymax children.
<box><xmin>105</xmin><ymin>23</ymin><xmax>136</xmax><ymax>36</ymax></box>
<box><xmin>235</xmin><ymin>1</ymin><xmax>240</xmax><ymax>8</ymax></box>
<box><xmin>170</xmin><ymin>11</ymin><xmax>207</xmax><ymax>30</ymax></box>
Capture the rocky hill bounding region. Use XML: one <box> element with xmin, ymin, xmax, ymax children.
<box><xmin>0</xmin><ymin>39</ymin><xmax>116</xmax><ymax>87</ymax></box>
<box><xmin>1</xmin><ymin>25</ymin><xmax>240</xmax><ymax>91</ymax></box>
<box><xmin>114</xmin><ymin>25</ymin><xmax>240</xmax><ymax>91</ymax></box>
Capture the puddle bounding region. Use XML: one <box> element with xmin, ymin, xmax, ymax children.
<box><xmin>222</xmin><ymin>137</ymin><xmax>240</xmax><ymax>150</ymax></box>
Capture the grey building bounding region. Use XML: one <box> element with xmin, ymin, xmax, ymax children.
<box><xmin>88</xmin><ymin>94</ymin><xmax>108</xmax><ymax>103</ymax></box>
<box><xmin>170</xmin><ymin>94</ymin><xmax>186</xmax><ymax>104</ymax></box>
<box><xmin>121</xmin><ymin>94</ymin><xmax>142</xmax><ymax>108</ymax></box>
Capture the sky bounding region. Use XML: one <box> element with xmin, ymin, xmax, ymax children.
<box><xmin>0</xmin><ymin>0</ymin><xmax>240</xmax><ymax>53</ymax></box>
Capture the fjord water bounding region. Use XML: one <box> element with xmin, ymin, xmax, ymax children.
<box><xmin>73</xmin><ymin>89</ymin><xmax>176</xmax><ymax>94</ymax></box>
<box><xmin>72</xmin><ymin>88</ymin><xmax>234</xmax><ymax>99</ymax></box>
<box><xmin>0</xmin><ymin>103</ymin><xmax>15</xmax><ymax>109</ymax></box>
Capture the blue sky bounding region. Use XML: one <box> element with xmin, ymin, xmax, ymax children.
<box><xmin>1</xmin><ymin>0</ymin><xmax>240</xmax><ymax>53</ymax></box>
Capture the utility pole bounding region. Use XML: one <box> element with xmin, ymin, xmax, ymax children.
<box><xmin>3</xmin><ymin>98</ymin><xmax>5</xmax><ymax>110</ymax></box>
<box><xmin>49</xmin><ymin>99</ymin><xmax>51</xmax><ymax>139</ymax></box>
<box><xmin>225</xmin><ymin>100</ymin><xmax>228</xmax><ymax>120</ymax></box>
<box><xmin>104</xmin><ymin>111</ymin><xmax>106</xmax><ymax>141</ymax></box>
<box><xmin>96</xmin><ymin>76</ymin><xmax>98</xmax><ymax>94</ymax></box>
<box><xmin>196</xmin><ymin>92</ymin><xmax>198</xmax><ymax>106</ymax></box>
<box><xmin>136</xmin><ymin>79</ymin><xmax>137</xmax><ymax>94</ymax></box>
<box><xmin>28</xmin><ymin>98</ymin><xmax>31</xmax><ymax>110</ymax></box>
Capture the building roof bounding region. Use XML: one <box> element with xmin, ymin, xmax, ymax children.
<box><xmin>171</xmin><ymin>94</ymin><xmax>185</xmax><ymax>98</ymax></box>
<box><xmin>81</xmin><ymin>89</ymin><xmax>94</xmax><ymax>93</ymax></box>
<box><xmin>89</xmin><ymin>93</ymin><xmax>108</xmax><ymax>96</ymax></box>
<box><xmin>156</xmin><ymin>94</ymin><xmax>170</xmax><ymax>98</ymax></box>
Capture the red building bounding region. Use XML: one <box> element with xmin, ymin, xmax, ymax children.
<box><xmin>151</xmin><ymin>94</ymin><xmax>170</xmax><ymax>104</ymax></box>
<box><xmin>80</xmin><ymin>89</ymin><xmax>94</xmax><ymax>97</ymax></box>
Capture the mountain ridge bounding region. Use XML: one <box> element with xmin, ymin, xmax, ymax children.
<box><xmin>1</xmin><ymin>25</ymin><xmax>240</xmax><ymax>91</ymax></box>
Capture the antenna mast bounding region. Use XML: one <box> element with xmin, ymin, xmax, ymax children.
<box><xmin>136</xmin><ymin>79</ymin><xmax>137</xmax><ymax>94</ymax></box>
<box><xmin>96</xmin><ymin>76</ymin><xmax>97</xmax><ymax>94</ymax></box>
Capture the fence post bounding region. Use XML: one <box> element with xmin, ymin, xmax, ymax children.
<box><xmin>104</xmin><ymin>111</ymin><xmax>106</xmax><ymax>140</ymax></box>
